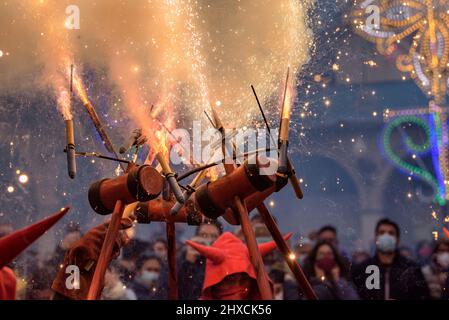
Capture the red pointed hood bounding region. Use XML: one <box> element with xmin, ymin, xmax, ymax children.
<box><xmin>186</xmin><ymin>231</ymin><xmax>290</xmax><ymax>299</ymax></box>
<box><xmin>0</xmin><ymin>207</ymin><xmax>70</xmax><ymax>269</ymax></box>
<box><xmin>0</xmin><ymin>267</ymin><xmax>16</xmax><ymax>300</ymax></box>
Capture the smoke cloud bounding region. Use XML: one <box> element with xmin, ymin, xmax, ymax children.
<box><xmin>0</xmin><ymin>0</ymin><xmax>313</xmax><ymax>130</ymax></box>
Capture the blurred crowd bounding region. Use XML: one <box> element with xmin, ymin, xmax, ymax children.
<box><xmin>1</xmin><ymin>214</ymin><xmax>448</xmax><ymax>300</ymax></box>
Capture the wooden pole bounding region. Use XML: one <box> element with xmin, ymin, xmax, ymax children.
<box><xmin>87</xmin><ymin>200</ymin><xmax>124</xmax><ymax>300</ymax></box>
<box><xmin>86</xmin><ymin>163</ymin><xmax>136</xmax><ymax>300</ymax></box>
<box><xmin>256</xmin><ymin>203</ymin><xmax>317</xmax><ymax>300</ymax></box>
<box><xmin>210</xmin><ymin>104</ymin><xmax>272</xmax><ymax>299</ymax></box>
<box><xmin>166</xmin><ymin>221</ymin><xmax>178</xmax><ymax>299</ymax></box>
<box><xmin>234</xmin><ymin>197</ymin><xmax>273</xmax><ymax>300</ymax></box>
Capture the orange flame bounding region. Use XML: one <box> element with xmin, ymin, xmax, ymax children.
<box><xmin>155</xmin><ymin>129</ymin><xmax>169</xmax><ymax>158</ymax></box>
<box><xmin>207</xmin><ymin>166</ymin><xmax>220</xmax><ymax>182</ymax></box>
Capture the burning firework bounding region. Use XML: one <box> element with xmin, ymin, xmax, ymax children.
<box><xmin>278</xmin><ymin>69</ymin><xmax>295</xmax><ymax>173</ymax></box>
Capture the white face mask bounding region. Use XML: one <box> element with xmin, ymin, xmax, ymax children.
<box><xmin>376</xmin><ymin>233</ymin><xmax>397</xmax><ymax>253</ymax></box>
<box><xmin>436</xmin><ymin>252</ymin><xmax>449</xmax><ymax>269</ymax></box>
<box><xmin>138</xmin><ymin>271</ymin><xmax>160</xmax><ymax>288</ymax></box>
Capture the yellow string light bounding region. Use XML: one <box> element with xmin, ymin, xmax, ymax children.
<box><xmin>350</xmin><ymin>0</ymin><xmax>449</xmax><ymax>104</ymax></box>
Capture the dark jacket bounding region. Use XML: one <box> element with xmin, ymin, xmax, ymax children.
<box><xmin>282</xmin><ymin>280</ymin><xmax>303</xmax><ymax>300</ymax></box>
<box><xmin>351</xmin><ymin>251</ymin><xmax>430</xmax><ymax>300</ymax></box>
<box><xmin>156</xmin><ymin>253</ymin><xmax>206</xmax><ymax>300</ymax></box>
<box><xmin>129</xmin><ymin>280</ymin><xmax>160</xmax><ymax>300</ymax></box>
<box><xmin>310</xmin><ymin>278</ymin><xmax>359</xmax><ymax>300</ymax></box>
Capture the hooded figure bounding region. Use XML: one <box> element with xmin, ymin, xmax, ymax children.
<box><xmin>0</xmin><ymin>207</ymin><xmax>70</xmax><ymax>300</ymax></box>
<box><xmin>186</xmin><ymin>231</ymin><xmax>291</xmax><ymax>300</ymax></box>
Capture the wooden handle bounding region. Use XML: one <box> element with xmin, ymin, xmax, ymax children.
<box><xmin>166</xmin><ymin>222</ymin><xmax>178</xmax><ymax>299</ymax></box>
<box><xmin>87</xmin><ymin>200</ymin><xmax>124</xmax><ymax>300</ymax></box>
<box><xmin>234</xmin><ymin>196</ymin><xmax>273</xmax><ymax>300</ymax></box>
<box><xmin>65</xmin><ymin>120</ymin><xmax>75</xmax><ymax>146</ymax></box>
<box><xmin>156</xmin><ymin>152</ymin><xmax>172</xmax><ymax>175</ymax></box>
<box><xmin>287</xmin><ymin>159</ymin><xmax>303</xmax><ymax>199</ymax></box>
<box><xmin>257</xmin><ymin>203</ymin><xmax>317</xmax><ymax>300</ymax></box>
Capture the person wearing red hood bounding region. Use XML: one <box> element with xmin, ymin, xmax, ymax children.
<box><xmin>186</xmin><ymin>231</ymin><xmax>291</xmax><ymax>300</ymax></box>
<box><xmin>0</xmin><ymin>207</ymin><xmax>70</xmax><ymax>300</ymax></box>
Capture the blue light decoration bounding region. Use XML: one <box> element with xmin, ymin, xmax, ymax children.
<box><xmin>382</xmin><ymin>103</ymin><xmax>449</xmax><ymax>205</ymax></box>
<box><xmin>350</xmin><ymin>0</ymin><xmax>449</xmax><ymax>206</ymax></box>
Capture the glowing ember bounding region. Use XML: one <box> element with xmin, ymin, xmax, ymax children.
<box><xmin>18</xmin><ymin>174</ymin><xmax>29</xmax><ymax>184</ymax></box>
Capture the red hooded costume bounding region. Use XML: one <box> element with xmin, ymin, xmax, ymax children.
<box><xmin>186</xmin><ymin>231</ymin><xmax>291</xmax><ymax>300</ymax></box>
<box><xmin>0</xmin><ymin>207</ymin><xmax>70</xmax><ymax>300</ymax></box>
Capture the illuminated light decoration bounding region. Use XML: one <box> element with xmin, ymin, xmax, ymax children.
<box><xmin>382</xmin><ymin>114</ymin><xmax>447</xmax><ymax>205</ymax></box>
<box><xmin>428</xmin><ymin>109</ymin><xmax>448</xmax><ymax>203</ymax></box>
<box><xmin>351</xmin><ymin>1</ymin><xmax>449</xmax><ymax>205</ymax></box>
<box><xmin>384</xmin><ymin>104</ymin><xmax>449</xmax><ymax>197</ymax></box>
<box><xmin>432</xmin><ymin>211</ymin><xmax>438</xmax><ymax>219</ymax></box>
<box><xmin>433</xmin><ymin>231</ymin><xmax>439</xmax><ymax>240</ymax></box>
<box><xmin>350</xmin><ymin>0</ymin><xmax>449</xmax><ymax>103</ymax></box>
<box><xmin>383</xmin><ymin>105</ymin><xmax>449</xmax><ymax>120</ymax></box>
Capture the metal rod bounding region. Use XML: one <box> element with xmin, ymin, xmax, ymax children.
<box><xmin>63</xmin><ymin>149</ymin><xmax>131</xmax><ymax>164</ymax></box>
<box><xmin>176</xmin><ymin>163</ymin><xmax>217</xmax><ymax>182</ymax></box>
<box><xmin>204</xmin><ymin>110</ymin><xmax>215</xmax><ymax>128</ymax></box>
<box><xmin>170</xmin><ymin>169</ymin><xmax>208</xmax><ymax>216</ymax></box>
<box><xmin>251</xmin><ymin>84</ymin><xmax>303</xmax><ymax>199</ymax></box>
<box><xmin>156</xmin><ymin>152</ymin><xmax>185</xmax><ymax>204</ymax></box>
<box><xmin>175</xmin><ymin>147</ymin><xmax>274</xmax><ymax>182</ymax></box>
